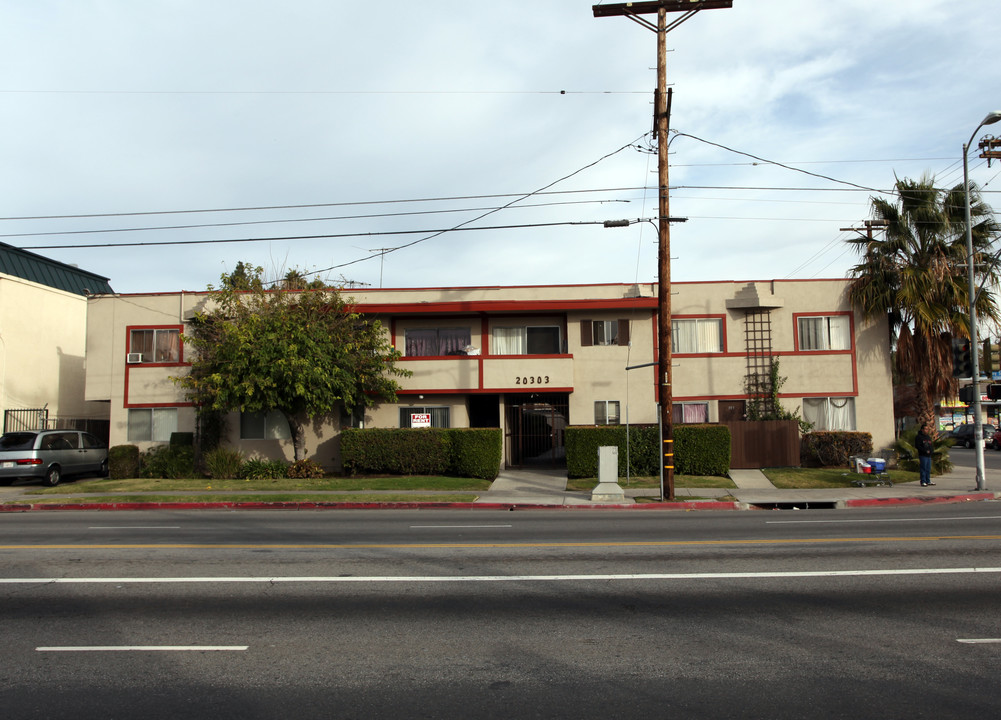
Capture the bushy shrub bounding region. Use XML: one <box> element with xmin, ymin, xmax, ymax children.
<box><xmin>674</xmin><ymin>424</ymin><xmax>731</xmax><ymax>476</ymax></box>
<box><xmin>801</xmin><ymin>431</ymin><xmax>872</xmax><ymax>467</ymax></box>
<box><xmin>169</xmin><ymin>432</ymin><xmax>194</xmax><ymax>447</ymax></box>
<box><xmin>565</xmin><ymin>424</ymin><xmax>730</xmax><ymax>478</ymax></box>
<box><xmin>341</xmin><ymin>428</ymin><xmax>452</xmax><ymax>475</ymax></box>
<box><xmin>203</xmin><ymin>447</ymin><xmax>245</xmax><ymax>479</ymax></box>
<box><xmin>241</xmin><ymin>458</ymin><xmax>288</xmax><ymax>480</ymax></box>
<box><xmin>109</xmin><ymin>444</ymin><xmax>141</xmax><ymax>479</ymax></box>
<box><xmin>340</xmin><ymin>428</ymin><xmax>502</xmax><ymax>478</ymax></box>
<box><xmin>447</xmin><ymin>429</ymin><xmax>502</xmax><ymax>480</ymax></box>
<box><xmin>140</xmin><ymin>444</ymin><xmax>195</xmax><ymax>479</ymax></box>
<box><xmin>287</xmin><ymin>458</ymin><xmax>325</xmax><ymax>479</ymax></box>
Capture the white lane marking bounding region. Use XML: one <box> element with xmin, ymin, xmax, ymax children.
<box><xmin>88</xmin><ymin>527</ymin><xmax>181</xmax><ymax>530</ymax></box>
<box><xmin>409</xmin><ymin>525</ymin><xmax>513</xmax><ymax>529</ymax></box>
<box><xmin>957</xmin><ymin>639</ymin><xmax>1001</xmax><ymax>644</ymax></box>
<box><xmin>766</xmin><ymin>516</ymin><xmax>1001</xmax><ymax>525</ymax></box>
<box><xmin>36</xmin><ymin>646</ymin><xmax>247</xmax><ymax>652</ymax></box>
<box><xmin>4</xmin><ymin>567</ymin><xmax>1001</xmax><ymax>584</ymax></box>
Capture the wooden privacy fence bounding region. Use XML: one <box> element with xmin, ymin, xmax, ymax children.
<box><xmin>721</xmin><ymin>420</ymin><xmax>800</xmax><ymax>469</ymax></box>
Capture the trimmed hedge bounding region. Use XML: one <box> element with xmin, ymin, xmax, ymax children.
<box><xmin>800</xmin><ymin>431</ymin><xmax>873</xmax><ymax>467</ymax></box>
<box><xmin>109</xmin><ymin>444</ymin><xmax>141</xmax><ymax>479</ymax></box>
<box><xmin>565</xmin><ymin>424</ymin><xmax>731</xmax><ymax>478</ymax></box>
<box><xmin>341</xmin><ymin>428</ymin><xmax>502</xmax><ymax>480</ymax></box>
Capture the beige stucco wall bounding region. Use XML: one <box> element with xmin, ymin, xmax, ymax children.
<box><xmin>0</xmin><ymin>272</ymin><xmax>108</xmax><ymax>424</ymax></box>
<box><xmin>84</xmin><ymin>279</ymin><xmax>895</xmax><ymax>464</ymax></box>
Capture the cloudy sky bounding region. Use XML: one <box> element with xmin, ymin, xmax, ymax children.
<box><xmin>2</xmin><ymin>0</ymin><xmax>999</xmax><ymax>294</ymax></box>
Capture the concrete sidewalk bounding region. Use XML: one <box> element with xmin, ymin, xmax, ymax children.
<box><xmin>0</xmin><ymin>465</ymin><xmax>997</xmax><ymax>511</ymax></box>
<box><xmin>474</xmin><ymin>465</ymin><xmax>999</xmax><ymax>509</ymax></box>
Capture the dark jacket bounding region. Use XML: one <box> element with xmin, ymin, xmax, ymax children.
<box><xmin>916</xmin><ymin>430</ymin><xmax>934</xmax><ymax>457</ymax></box>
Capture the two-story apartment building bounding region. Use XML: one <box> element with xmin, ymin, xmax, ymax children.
<box><xmin>84</xmin><ymin>279</ymin><xmax>894</xmax><ymax>469</ymax></box>
<box><xmin>0</xmin><ymin>242</ymin><xmax>114</xmax><ymax>436</ymax></box>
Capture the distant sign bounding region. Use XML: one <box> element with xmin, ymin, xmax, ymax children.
<box><xmin>411</xmin><ymin>413</ymin><xmax>431</xmax><ymax>428</ymax></box>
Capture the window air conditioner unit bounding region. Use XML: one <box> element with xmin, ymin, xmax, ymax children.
<box><xmin>126</xmin><ymin>353</ymin><xmax>143</xmax><ymax>364</ymax></box>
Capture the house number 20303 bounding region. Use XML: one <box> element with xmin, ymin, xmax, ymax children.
<box><xmin>515</xmin><ymin>375</ymin><xmax>550</xmax><ymax>385</ymax></box>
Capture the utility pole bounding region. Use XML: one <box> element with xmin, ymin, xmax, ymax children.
<box><xmin>593</xmin><ymin>1</ymin><xmax>732</xmax><ymax>501</ymax></box>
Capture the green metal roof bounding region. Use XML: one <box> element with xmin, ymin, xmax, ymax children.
<box><xmin>0</xmin><ymin>242</ymin><xmax>114</xmax><ymax>296</ymax></box>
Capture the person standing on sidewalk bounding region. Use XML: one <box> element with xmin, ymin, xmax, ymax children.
<box><xmin>916</xmin><ymin>423</ymin><xmax>936</xmax><ymax>487</ymax></box>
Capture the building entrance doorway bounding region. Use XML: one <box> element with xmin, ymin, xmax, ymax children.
<box><xmin>505</xmin><ymin>393</ymin><xmax>569</xmax><ymax>468</ymax></box>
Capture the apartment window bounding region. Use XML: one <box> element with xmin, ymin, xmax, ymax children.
<box><xmin>129</xmin><ymin>328</ymin><xmax>181</xmax><ymax>363</ymax></box>
<box><xmin>594</xmin><ymin>401</ymin><xmax>620</xmax><ymax>425</ymax></box>
<box><xmin>803</xmin><ymin>397</ymin><xmax>856</xmax><ymax>430</ymax></box>
<box><xmin>127</xmin><ymin>408</ymin><xmax>178</xmax><ymax>442</ymax></box>
<box><xmin>672</xmin><ymin>402</ymin><xmax>709</xmax><ymax>424</ymax></box>
<box><xmin>399</xmin><ymin>406</ymin><xmax>451</xmax><ymax>428</ymax></box>
<box><xmin>240</xmin><ymin>410</ymin><xmax>291</xmax><ymax>440</ymax></box>
<box><xmin>672</xmin><ymin>319</ymin><xmax>722</xmax><ymax>354</ymax></box>
<box><xmin>404</xmin><ymin>327</ymin><xmax>471</xmax><ymax>357</ymax></box>
<box><xmin>580</xmin><ymin>319</ymin><xmax>630</xmax><ymax>347</ymax></box>
<box><xmin>798</xmin><ymin>315</ymin><xmax>851</xmax><ymax>351</ymax></box>
<box><xmin>493</xmin><ymin>326</ymin><xmax>561</xmax><ymax>355</ymax></box>
<box><xmin>341</xmin><ymin>406</ymin><xmax>365</xmax><ymax>429</ymax></box>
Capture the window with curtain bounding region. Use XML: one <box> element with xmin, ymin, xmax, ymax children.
<box><xmin>404</xmin><ymin>327</ymin><xmax>471</xmax><ymax>357</ymax></box>
<box><xmin>672</xmin><ymin>319</ymin><xmax>722</xmax><ymax>354</ymax></box>
<box><xmin>593</xmin><ymin>320</ymin><xmax>618</xmax><ymax>346</ymax></box>
<box><xmin>672</xmin><ymin>402</ymin><xmax>709</xmax><ymax>424</ymax></box>
<box><xmin>127</xmin><ymin>408</ymin><xmax>178</xmax><ymax>442</ymax></box>
<box><xmin>798</xmin><ymin>315</ymin><xmax>851</xmax><ymax>351</ymax></box>
<box><xmin>399</xmin><ymin>406</ymin><xmax>451</xmax><ymax>428</ymax></box>
<box><xmin>803</xmin><ymin>397</ymin><xmax>856</xmax><ymax>430</ymax></box>
<box><xmin>493</xmin><ymin>326</ymin><xmax>561</xmax><ymax>355</ymax></box>
<box><xmin>240</xmin><ymin>410</ymin><xmax>291</xmax><ymax>439</ymax></box>
<box><xmin>594</xmin><ymin>401</ymin><xmax>620</xmax><ymax>425</ymax></box>
<box><xmin>129</xmin><ymin>328</ymin><xmax>181</xmax><ymax>363</ymax></box>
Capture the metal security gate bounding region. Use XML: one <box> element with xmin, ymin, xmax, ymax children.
<box><xmin>4</xmin><ymin>408</ymin><xmax>48</xmax><ymax>433</ymax></box>
<box><xmin>505</xmin><ymin>394</ymin><xmax>569</xmax><ymax>468</ymax></box>
<box><xmin>3</xmin><ymin>409</ymin><xmax>110</xmax><ymax>445</ymax></box>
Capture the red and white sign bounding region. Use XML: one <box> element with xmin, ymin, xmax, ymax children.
<box><xmin>410</xmin><ymin>413</ymin><xmax>431</xmax><ymax>428</ymax></box>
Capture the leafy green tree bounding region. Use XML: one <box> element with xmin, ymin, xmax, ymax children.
<box><xmin>175</xmin><ymin>265</ymin><xmax>409</xmax><ymax>461</ymax></box>
<box><xmin>846</xmin><ymin>176</ymin><xmax>1001</xmax><ymax>432</ymax></box>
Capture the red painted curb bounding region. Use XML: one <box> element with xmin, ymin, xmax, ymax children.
<box><xmin>845</xmin><ymin>492</ymin><xmax>997</xmax><ymax>508</ymax></box>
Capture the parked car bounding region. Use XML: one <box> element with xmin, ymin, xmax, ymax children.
<box><xmin>0</xmin><ymin>429</ymin><xmax>108</xmax><ymax>487</ymax></box>
<box><xmin>949</xmin><ymin>423</ymin><xmax>996</xmax><ymax>449</ymax></box>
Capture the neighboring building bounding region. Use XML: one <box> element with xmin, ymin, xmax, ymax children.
<box><xmin>83</xmin><ymin>279</ymin><xmax>894</xmax><ymax>468</ymax></box>
<box><xmin>0</xmin><ymin>242</ymin><xmax>114</xmax><ymax>436</ymax></box>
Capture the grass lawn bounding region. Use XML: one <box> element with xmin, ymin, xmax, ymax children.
<box><xmin>566</xmin><ymin>475</ymin><xmax>736</xmax><ymax>492</ymax></box>
<box><xmin>10</xmin><ymin>493</ymin><xmax>480</xmax><ymax>505</ymax></box>
<box><xmin>762</xmin><ymin>467</ymin><xmax>918</xmax><ymax>488</ymax></box>
<box><xmin>23</xmin><ymin>475</ymin><xmax>491</xmax><ymax>495</ymax></box>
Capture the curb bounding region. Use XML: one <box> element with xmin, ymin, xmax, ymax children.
<box><xmin>0</xmin><ymin>494</ymin><xmax>994</xmax><ymax>513</ymax></box>
<box><xmin>844</xmin><ymin>492</ymin><xmax>998</xmax><ymax>508</ymax></box>
<box><xmin>0</xmin><ymin>499</ymin><xmax>743</xmax><ymax>512</ymax></box>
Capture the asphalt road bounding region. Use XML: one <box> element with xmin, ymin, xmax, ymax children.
<box><xmin>3</xmin><ymin>506</ymin><xmax>1001</xmax><ymax>719</ymax></box>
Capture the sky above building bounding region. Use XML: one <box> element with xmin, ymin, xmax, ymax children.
<box><xmin>1</xmin><ymin>0</ymin><xmax>999</xmax><ymax>294</ymax></box>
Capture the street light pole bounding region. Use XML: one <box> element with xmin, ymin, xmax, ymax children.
<box><xmin>963</xmin><ymin>110</ymin><xmax>1001</xmax><ymax>492</ymax></box>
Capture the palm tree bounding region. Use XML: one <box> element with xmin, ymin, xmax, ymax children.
<box><xmin>846</xmin><ymin>176</ymin><xmax>1001</xmax><ymax>431</ymax></box>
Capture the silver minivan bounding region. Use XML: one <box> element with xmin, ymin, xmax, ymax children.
<box><xmin>0</xmin><ymin>430</ymin><xmax>108</xmax><ymax>487</ymax></box>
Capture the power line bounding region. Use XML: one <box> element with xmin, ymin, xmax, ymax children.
<box><xmin>0</xmin><ymin>198</ymin><xmax>625</xmax><ymax>240</ymax></box>
<box><xmin>7</xmin><ymin>182</ymin><xmax>998</xmax><ymax>225</ymax></box>
<box><xmin>0</xmin><ymin>89</ymin><xmax>649</xmax><ymax>95</ymax></box>
<box><xmin>20</xmin><ymin>219</ymin><xmax>627</xmax><ymax>251</ymax></box>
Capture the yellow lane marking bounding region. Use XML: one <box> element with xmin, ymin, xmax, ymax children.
<box><xmin>1</xmin><ymin>535</ymin><xmax>1001</xmax><ymax>551</ymax></box>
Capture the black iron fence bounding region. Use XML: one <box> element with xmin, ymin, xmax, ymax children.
<box><xmin>3</xmin><ymin>408</ymin><xmax>110</xmax><ymax>445</ymax></box>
